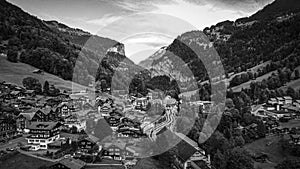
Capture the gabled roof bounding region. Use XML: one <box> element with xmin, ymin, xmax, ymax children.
<box><xmin>80</xmin><ymin>135</ymin><xmax>99</xmax><ymax>143</ymax></box>
<box><xmin>10</xmin><ymin>91</ymin><xmax>20</xmax><ymax>95</ymax></box>
<box><xmin>283</xmin><ymin>96</ymin><xmax>293</xmax><ymax>100</ymax></box>
<box><xmin>28</xmin><ymin>122</ymin><xmax>60</xmax><ymax>130</ymax></box>
<box><xmin>18</xmin><ymin>112</ymin><xmax>36</xmax><ymax>120</ymax></box>
<box><xmin>174</xmin><ymin>133</ymin><xmax>200</xmax><ymax>162</ymax></box>
<box><xmin>104</xmin><ymin>141</ymin><xmax>126</xmax><ymax>150</ymax></box>
<box><xmin>56</xmin><ymin>158</ymin><xmax>85</xmax><ymax>169</ymax></box>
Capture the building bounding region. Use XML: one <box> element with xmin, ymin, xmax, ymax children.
<box><xmin>30</xmin><ymin>108</ymin><xmax>58</xmax><ymax>122</ymax></box>
<box><xmin>0</xmin><ymin>119</ymin><xmax>17</xmax><ymax>141</ymax></box>
<box><xmin>58</xmin><ymin>102</ymin><xmax>75</xmax><ymax>118</ymax></box>
<box><xmin>16</xmin><ymin>112</ymin><xmax>35</xmax><ymax>132</ymax></box>
<box><xmin>78</xmin><ymin>135</ymin><xmax>99</xmax><ymax>152</ymax></box>
<box><xmin>103</xmin><ymin>141</ymin><xmax>128</xmax><ymax>161</ymax></box>
<box><xmin>283</xmin><ymin>96</ymin><xmax>293</xmax><ymax>105</ymax></box>
<box><xmin>49</xmin><ymin>158</ymin><xmax>85</xmax><ymax>169</ymax></box>
<box><xmin>64</xmin><ymin>114</ymin><xmax>86</xmax><ymax>132</ymax></box>
<box><xmin>26</xmin><ymin>122</ymin><xmax>61</xmax><ymax>150</ymax></box>
<box><xmin>172</xmin><ymin>133</ymin><xmax>211</xmax><ymax>169</ymax></box>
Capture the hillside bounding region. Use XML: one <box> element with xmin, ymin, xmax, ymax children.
<box><xmin>138</xmin><ymin>0</ymin><xmax>300</xmax><ymax>99</ymax></box>
<box><xmin>0</xmin><ymin>0</ymin><xmax>141</xmax><ymax>90</ymax></box>
<box><xmin>0</xmin><ymin>54</ymin><xmax>87</xmax><ymax>92</ymax></box>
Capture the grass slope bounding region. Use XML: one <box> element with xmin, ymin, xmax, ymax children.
<box><xmin>0</xmin><ymin>55</ymin><xmax>88</xmax><ymax>92</ymax></box>
<box><xmin>0</xmin><ymin>151</ymin><xmax>53</xmax><ymax>169</ymax></box>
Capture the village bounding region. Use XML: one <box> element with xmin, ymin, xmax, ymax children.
<box><xmin>0</xmin><ymin>80</ymin><xmax>212</xmax><ymax>169</ymax></box>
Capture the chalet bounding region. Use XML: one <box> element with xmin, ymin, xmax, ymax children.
<box><xmin>78</xmin><ymin>135</ymin><xmax>99</xmax><ymax>152</ymax></box>
<box><xmin>9</xmin><ymin>90</ymin><xmax>23</xmax><ymax>98</ymax></box>
<box><xmin>294</xmin><ymin>100</ymin><xmax>300</xmax><ymax>108</ymax></box>
<box><xmin>49</xmin><ymin>158</ymin><xmax>85</xmax><ymax>169</ymax></box>
<box><xmin>82</xmin><ymin>102</ymin><xmax>94</xmax><ymax>110</ymax></box>
<box><xmin>26</xmin><ymin>122</ymin><xmax>61</xmax><ymax>150</ymax></box>
<box><xmin>268</xmin><ymin>98</ymin><xmax>277</xmax><ymax>105</ymax></box>
<box><xmin>24</xmin><ymin>90</ymin><xmax>35</xmax><ymax>97</ymax></box>
<box><xmin>276</xmin><ymin>97</ymin><xmax>284</xmax><ymax>105</ymax></box>
<box><xmin>0</xmin><ymin>119</ymin><xmax>17</xmax><ymax>141</ymax></box>
<box><xmin>172</xmin><ymin>133</ymin><xmax>211</xmax><ymax>169</ymax></box>
<box><xmin>134</xmin><ymin>98</ymin><xmax>148</xmax><ymax>110</ymax></box>
<box><xmin>283</xmin><ymin>96</ymin><xmax>293</xmax><ymax>105</ymax></box>
<box><xmin>30</xmin><ymin>107</ymin><xmax>58</xmax><ymax>122</ymax></box>
<box><xmin>32</xmin><ymin>69</ymin><xmax>44</xmax><ymax>74</ymax></box>
<box><xmin>282</xmin><ymin>105</ymin><xmax>300</xmax><ymax>114</ymax></box>
<box><xmin>272</xmin><ymin>110</ymin><xmax>296</xmax><ymax>118</ymax></box>
<box><xmin>99</xmin><ymin>104</ymin><xmax>111</xmax><ymax>117</ymax></box>
<box><xmin>163</xmin><ymin>97</ymin><xmax>177</xmax><ymax>110</ymax></box>
<box><xmin>16</xmin><ymin>112</ymin><xmax>35</xmax><ymax>132</ymax></box>
<box><xmin>64</xmin><ymin>115</ymin><xmax>86</xmax><ymax>132</ymax></box>
<box><xmin>57</xmin><ymin>102</ymin><xmax>74</xmax><ymax>118</ymax></box>
<box><xmin>103</xmin><ymin>141</ymin><xmax>127</xmax><ymax>161</ymax></box>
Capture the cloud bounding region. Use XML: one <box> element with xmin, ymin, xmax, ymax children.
<box><xmin>184</xmin><ymin>0</ymin><xmax>274</xmax><ymax>13</ymax></box>
<box><xmin>123</xmin><ymin>33</ymin><xmax>173</xmax><ymax>48</ymax></box>
<box><xmin>86</xmin><ymin>14</ymin><xmax>123</xmax><ymax>27</ymax></box>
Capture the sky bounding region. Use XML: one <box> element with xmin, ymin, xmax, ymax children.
<box><xmin>8</xmin><ymin>0</ymin><xmax>274</xmax><ymax>63</ymax></box>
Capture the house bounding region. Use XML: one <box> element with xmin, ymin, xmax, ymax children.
<box><xmin>172</xmin><ymin>133</ymin><xmax>211</xmax><ymax>169</ymax></box>
<box><xmin>103</xmin><ymin>141</ymin><xmax>127</xmax><ymax>161</ymax></box>
<box><xmin>16</xmin><ymin>112</ymin><xmax>35</xmax><ymax>132</ymax></box>
<box><xmin>78</xmin><ymin>135</ymin><xmax>99</xmax><ymax>151</ymax></box>
<box><xmin>283</xmin><ymin>96</ymin><xmax>293</xmax><ymax>105</ymax></box>
<box><xmin>24</xmin><ymin>90</ymin><xmax>35</xmax><ymax>97</ymax></box>
<box><xmin>99</xmin><ymin>104</ymin><xmax>112</xmax><ymax>117</ymax></box>
<box><xmin>58</xmin><ymin>102</ymin><xmax>75</xmax><ymax>118</ymax></box>
<box><xmin>30</xmin><ymin>107</ymin><xmax>58</xmax><ymax>122</ymax></box>
<box><xmin>0</xmin><ymin>118</ymin><xmax>17</xmax><ymax>141</ymax></box>
<box><xmin>82</xmin><ymin>102</ymin><xmax>94</xmax><ymax>110</ymax></box>
<box><xmin>32</xmin><ymin>69</ymin><xmax>44</xmax><ymax>74</ymax></box>
<box><xmin>64</xmin><ymin>114</ymin><xmax>86</xmax><ymax>132</ymax></box>
<box><xmin>134</xmin><ymin>98</ymin><xmax>148</xmax><ymax>110</ymax></box>
<box><xmin>26</xmin><ymin>122</ymin><xmax>61</xmax><ymax>150</ymax></box>
<box><xmin>9</xmin><ymin>90</ymin><xmax>23</xmax><ymax>98</ymax></box>
<box><xmin>293</xmin><ymin>100</ymin><xmax>300</xmax><ymax>108</ymax></box>
<box><xmin>276</xmin><ymin>97</ymin><xmax>284</xmax><ymax>105</ymax></box>
<box><xmin>49</xmin><ymin>157</ymin><xmax>85</xmax><ymax>169</ymax></box>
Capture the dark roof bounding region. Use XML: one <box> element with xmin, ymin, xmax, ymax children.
<box><xmin>175</xmin><ymin>133</ymin><xmax>199</xmax><ymax>162</ymax></box>
<box><xmin>18</xmin><ymin>112</ymin><xmax>35</xmax><ymax>120</ymax></box>
<box><xmin>56</xmin><ymin>158</ymin><xmax>85</xmax><ymax>169</ymax></box>
<box><xmin>80</xmin><ymin>135</ymin><xmax>99</xmax><ymax>143</ymax></box>
<box><xmin>28</xmin><ymin>122</ymin><xmax>60</xmax><ymax>130</ymax></box>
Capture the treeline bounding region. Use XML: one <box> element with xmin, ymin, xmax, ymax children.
<box><xmin>0</xmin><ymin>0</ymin><xmax>117</xmax><ymax>85</ymax></box>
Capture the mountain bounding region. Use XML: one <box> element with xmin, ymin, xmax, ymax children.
<box><xmin>0</xmin><ymin>0</ymin><xmax>140</xmax><ymax>90</ymax></box>
<box><xmin>139</xmin><ymin>0</ymin><xmax>300</xmax><ymax>88</ymax></box>
<box><xmin>138</xmin><ymin>46</ymin><xmax>167</xmax><ymax>69</ymax></box>
<box><xmin>251</xmin><ymin>0</ymin><xmax>300</xmax><ymax>20</ymax></box>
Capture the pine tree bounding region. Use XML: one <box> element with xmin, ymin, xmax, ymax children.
<box><xmin>43</xmin><ymin>81</ymin><xmax>49</xmax><ymax>95</ymax></box>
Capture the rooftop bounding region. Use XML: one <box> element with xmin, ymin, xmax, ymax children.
<box><xmin>55</xmin><ymin>158</ymin><xmax>85</xmax><ymax>169</ymax></box>
<box><xmin>28</xmin><ymin>122</ymin><xmax>60</xmax><ymax>130</ymax></box>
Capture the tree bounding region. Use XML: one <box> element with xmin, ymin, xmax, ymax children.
<box><xmin>287</xmin><ymin>87</ymin><xmax>296</xmax><ymax>98</ymax></box>
<box><xmin>43</xmin><ymin>81</ymin><xmax>49</xmax><ymax>95</ymax></box>
<box><xmin>234</xmin><ymin>136</ymin><xmax>245</xmax><ymax>147</ymax></box>
<box><xmin>256</xmin><ymin>120</ymin><xmax>266</xmax><ymax>138</ymax></box>
<box><xmin>226</xmin><ymin>147</ymin><xmax>254</xmax><ymax>169</ymax></box>
<box><xmin>276</xmin><ymin>159</ymin><xmax>300</xmax><ymax>169</ymax></box>
<box><xmin>7</xmin><ymin>49</ymin><xmax>18</xmax><ymax>62</ymax></box>
<box><xmin>212</xmin><ymin>150</ymin><xmax>227</xmax><ymax>169</ymax></box>
<box><xmin>295</xmin><ymin>69</ymin><xmax>300</xmax><ymax>79</ymax></box>
<box><xmin>22</xmin><ymin>77</ymin><xmax>42</xmax><ymax>94</ymax></box>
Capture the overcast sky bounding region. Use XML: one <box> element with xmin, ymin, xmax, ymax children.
<box><xmin>8</xmin><ymin>0</ymin><xmax>274</xmax><ymax>63</ymax></box>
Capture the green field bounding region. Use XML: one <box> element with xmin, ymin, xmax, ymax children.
<box><xmin>0</xmin><ymin>55</ymin><xmax>88</xmax><ymax>92</ymax></box>
<box><xmin>0</xmin><ymin>151</ymin><xmax>53</xmax><ymax>169</ymax></box>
